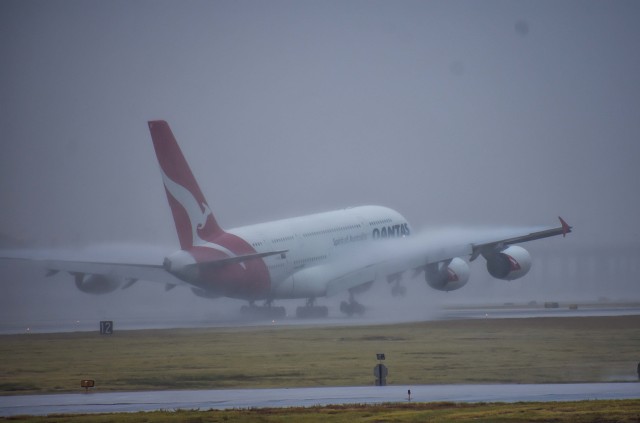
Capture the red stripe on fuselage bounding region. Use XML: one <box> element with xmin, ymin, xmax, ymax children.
<box><xmin>188</xmin><ymin>233</ymin><xmax>271</xmax><ymax>300</ymax></box>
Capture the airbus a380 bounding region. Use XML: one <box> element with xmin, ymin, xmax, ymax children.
<box><xmin>5</xmin><ymin>121</ymin><xmax>572</xmax><ymax>318</ymax></box>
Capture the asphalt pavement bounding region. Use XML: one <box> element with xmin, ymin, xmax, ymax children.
<box><xmin>2</xmin><ymin>383</ymin><xmax>639</xmax><ymax>416</ymax></box>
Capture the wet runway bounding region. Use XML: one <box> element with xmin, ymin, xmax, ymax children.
<box><xmin>1</xmin><ymin>383</ymin><xmax>639</xmax><ymax>416</ymax></box>
<box><xmin>2</xmin><ymin>303</ymin><xmax>639</xmax><ymax>335</ymax></box>
<box><xmin>2</xmin><ymin>304</ymin><xmax>638</xmax><ymax>416</ymax></box>
<box><xmin>441</xmin><ymin>305</ymin><xmax>640</xmax><ymax>320</ymax></box>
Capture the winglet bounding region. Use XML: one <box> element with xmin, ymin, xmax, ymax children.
<box><xmin>558</xmin><ymin>216</ymin><xmax>572</xmax><ymax>237</ymax></box>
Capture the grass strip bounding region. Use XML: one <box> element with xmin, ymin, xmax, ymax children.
<box><xmin>1</xmin><ymin>315</ymin><xmax>639</xmax><ymax>395</ymax></box>
<box><xmin>3</xmin><ymin>400</ymin><xmax>640</xmax><ymax>422</ymax></box>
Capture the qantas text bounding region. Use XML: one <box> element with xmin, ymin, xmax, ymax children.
<box><xmin>372</xmin><ymin>223</ymin><xmax>410</xmax><ymax>239</ymax></box>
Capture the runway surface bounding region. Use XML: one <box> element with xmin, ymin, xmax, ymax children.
<box><xmin>2</xmin><ymin>305</ymin><xmax>639</xmax><ymax>416</ymax></box>
<box><xmin>2</xmin><ymin>304</ymin><xmax>640</xmax><ymax>335</ymax></box>
<box><xmin>2</xmin><ymin>383</ymin><xmax>639</xmax><ymax>416</ymax></box>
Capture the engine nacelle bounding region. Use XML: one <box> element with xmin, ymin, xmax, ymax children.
<box><xmin>425</xmin><ymin>257</ymin><xmax>470</xmax><ymax>292</ymax></box>
<box><xmin>485</xmin><ymin>245</ymin><xmax>532</xmax><ymax>280</ymax></box>
<box><xmin>74</xmin><ymin>274</ymin><xmax>122</xmax><ymax>294</ymax></box>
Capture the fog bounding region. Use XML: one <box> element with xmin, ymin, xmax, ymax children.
<box><xmin>1</xmin><ymin>0</ymin><xmax>639</xmax><ymax>330</ymax></box>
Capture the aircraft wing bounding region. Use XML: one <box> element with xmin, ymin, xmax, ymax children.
<box><xmin>318</xmin><ymin>217</ymin><xmax>572</xmax><ymax>296</ymax></box>
<box><xmin>1</xmin><ymin>246</ymin><xmax>291</xmax><ymax>291</ymax></box>
<box><xmin>1</xmin><ymin>249</ymin><xmax>188</xmax><ymax>287</ymax></box>
<box><xmin>468</xmin><ymin>217</ymin><xmax>571</xmax><ymax>261</ymax></box>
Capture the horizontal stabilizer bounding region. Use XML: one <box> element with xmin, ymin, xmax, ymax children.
<box><xmin>185</xmin><ymin>249</ymin><xmax>288</xmax><ymax>271</ymax></box>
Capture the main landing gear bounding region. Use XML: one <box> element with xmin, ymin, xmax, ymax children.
<box><xmin>340</xmin><ymin>292</ymin><xmax>365</xmax><ymax>316</ymax></box>
<box><xmin>240</xmin><ymin>300</ymin><xmax>286</xmax><ymax>320</ymax></box>
<box><xmin>296</xmin><ymin>298</ymin><xmax>329</xmax><ymax>318</ymax></box>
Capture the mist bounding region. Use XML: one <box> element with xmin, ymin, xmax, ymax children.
<box><xmin>1</xmin><ymin>0</ymin><xmax>639</xmax><ymax>330</ymax></box>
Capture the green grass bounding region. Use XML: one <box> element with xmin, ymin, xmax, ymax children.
<box><xmin>3</xmin><ymin>400</ymin><xmax>640</xmax><ymax>422</ymax></box>
<box><xmin>1</xmin><ymin>315</ymin><xmax>639</xmax><ymax>395</ymax></box>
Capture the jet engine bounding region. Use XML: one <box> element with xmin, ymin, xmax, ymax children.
<box><xmin>425</xmin><ymin>257</ymin><xmax>470</xmax><ymax>291</ymax></box>
<box><xmin>74</xmin><ymin>274</ymin><xmax>122</xmax><ymax>294</ymax></box>
<box><xmin>485</xmin><ymin>245</ymin><xmax>532</xmax><ymax>280</ymax></box>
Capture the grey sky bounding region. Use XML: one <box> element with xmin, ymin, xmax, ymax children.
<box><xmin>2</xmin><ymin>0</ymin><xmax>640</xmax><ymax>248</ymax></box>
<box><xmin>1</xmin><ymin>1</ymin><xmax>639</xmax><ymax>325</ymax></box>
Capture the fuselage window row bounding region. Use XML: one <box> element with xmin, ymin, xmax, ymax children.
<box><xmin>293</xmin><ymin>255</ymin><xmax>328</xmax><ymax>266</ymax></box>
<box><xmin>302</xmin><ymin>224</ymin><xmax>363</xmax><ymax>238</ymax></box>
<box><xmin>272</xmin><ymin>235</ymin><xmax>295</xmax><ymax>243</ymax></box>
<box><xmin>368</xmin><ymin>218</ymin><xmax>393</xmax><ymax>226</ymax></box>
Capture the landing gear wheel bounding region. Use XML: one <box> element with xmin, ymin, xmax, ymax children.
<box><xmin>340</xmin><ymin>300</ymin><xmax>365</xmax><ymax>316</ymax></box>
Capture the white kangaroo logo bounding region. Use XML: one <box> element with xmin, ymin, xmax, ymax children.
<box><xmin>160</xmin><ymin>169</ymin><xmax>241</xmax><ymax>263</ymax></box>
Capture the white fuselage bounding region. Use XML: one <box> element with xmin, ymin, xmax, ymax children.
<box><xmin>228</xmin><ymin>205</ymin><xmax>412</xmax><ymax>298</ymax></box>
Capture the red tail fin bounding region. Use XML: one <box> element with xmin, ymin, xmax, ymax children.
<box><xmin>148</xmin><ymin>120</ymin><xmax>224</xmax><ymax>249</ymax></box>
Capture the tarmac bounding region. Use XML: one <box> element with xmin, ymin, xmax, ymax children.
<box><xmin>2</xmin><ymin>382</ymin><xmax>639</xmax><ymax>416</ymax></box>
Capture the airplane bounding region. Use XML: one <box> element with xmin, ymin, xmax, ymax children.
<box><xmin>2</xmin><ymin>120</ymin><xmax>572</xmax><ymax>318</ymax></box>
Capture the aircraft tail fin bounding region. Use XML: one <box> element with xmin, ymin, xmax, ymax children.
<box><xmin>148</xmin><ymin>120</ymin><xmax>224</xmax><ymax>249</ymax></box>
